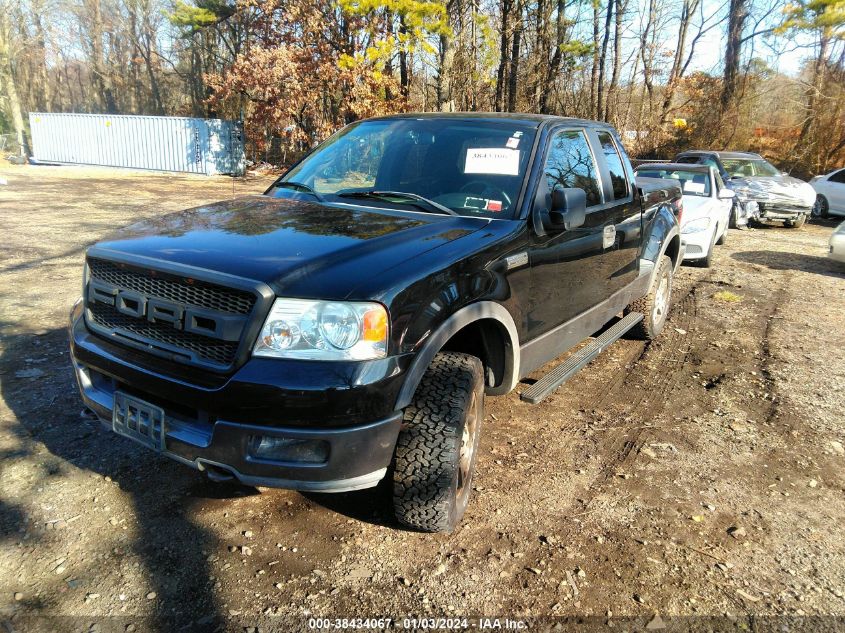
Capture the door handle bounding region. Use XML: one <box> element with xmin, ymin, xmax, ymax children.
<box><xmin>603</xmin><ymin>225</ymin><xmax>617</xmax><ymax>249</ymax></box>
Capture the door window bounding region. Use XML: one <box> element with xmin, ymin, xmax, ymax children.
<box><xmin>830</xmin><ymin>169</ymin><xmax>845</xmax><ymax>184</ymax></box>
<box><xmin>543</xmin><ymin>130</ymin><xmax>602</xmax><ymax>206</ymax></box>
<box><xmin>596</xmin><ymin>131</ymin><xmax>629</xmax><ymax>199</ymax></box>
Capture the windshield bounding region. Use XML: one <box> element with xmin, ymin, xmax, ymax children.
<box><xmin>721</xmin><ymin>158</ymin><xmax>780</xmax><ymax>178</ymax></box>
<box><xmin>267</xmin><ymin>118</ymin><xmax>538</xmax><ymax>219</ymax></box>
<box><xmin>636</xmin><ymin>168</ymin><xmax>711</xmax><ymax>197</ymax></box>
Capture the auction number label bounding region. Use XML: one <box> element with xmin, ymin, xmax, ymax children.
<box><xmin>308</xmin><ymin>618</ymin><xmax>393</xmax><ymax>630</ymax></box>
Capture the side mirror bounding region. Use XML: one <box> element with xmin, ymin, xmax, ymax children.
<box><xmin>718</xmin><ymin>189</ymin><xmax>736</xmax><ymax>200</ymax></box>
<box><xmin>546</xmin><ymin>187</ymin><xmax>587</xmax><ymax>231</ymax></box>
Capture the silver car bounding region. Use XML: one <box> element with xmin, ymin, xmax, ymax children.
<box><xmin>810</xmin><ymin>168</ymin><xmax>845</xmax><ymax>218</ymax></box>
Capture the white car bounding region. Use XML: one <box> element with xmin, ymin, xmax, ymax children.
<box><xmin>830</xmin><ymin>220</ymin><xmax>845</xmax><ymax>264</ymax></box>
<box><xmin>635</xmin><ymin>163</ymin><xmax>733</xmax><ymax>267</ymax></box>
<box><xmin>811</xmin><ymin>168</ymin><xmax>845</xmax><ymax>218</ymax></box>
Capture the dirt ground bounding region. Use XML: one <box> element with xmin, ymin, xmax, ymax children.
<box><xmin>1</xmin><ymin>165</ymin><xmax>844</xmax><ymax>632</ymax></box>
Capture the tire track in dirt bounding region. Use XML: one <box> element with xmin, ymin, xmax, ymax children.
<box><xmin>573</xmin><ymin>282</ymin><xmax>700</xmax><ymax>512</ymax></box>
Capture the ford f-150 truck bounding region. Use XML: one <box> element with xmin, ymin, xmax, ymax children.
<box><xmin>69</xmin><ymin>113</ymin><xmax>682</xmax><ymax>532</ymax></box>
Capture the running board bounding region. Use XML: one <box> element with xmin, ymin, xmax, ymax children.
<box><xmin>519</xmin><ymin>312</ymin><xmax>644</xmax><ymax>405</ymax></box>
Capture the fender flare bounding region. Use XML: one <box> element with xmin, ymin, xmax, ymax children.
<box><xmin>641</xmin><ymin>207</ymin><xmax>682</xmax><ymax>290</ymax></box>
<box><xmin>655</xmin><ymin>225</ymin><xmax>682</xmax><ymax>276</ymax></box>
<box><xmin>394</xmin><ymin>302</ymin><xmax>521</xmax><ymax>411</ymax></box>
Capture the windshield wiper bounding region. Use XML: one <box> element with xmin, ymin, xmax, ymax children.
<box><xmin>273</xmin><ymin>181</ymin><xmax>323</xmax><ymax>201</ymax></box>
<box><xmin>337</xmin><ymin>190</ymin><xmax>457</xmax><ymax>216</ymax></box>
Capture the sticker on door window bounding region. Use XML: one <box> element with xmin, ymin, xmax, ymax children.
<box><xmin>464</xmin><ymin>148</ymin><xmax>520</xmax><ymax>176</ymax></box>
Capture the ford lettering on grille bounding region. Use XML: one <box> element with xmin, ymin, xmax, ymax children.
<box><xmin>87</xmin><ymin>279</ymin><xmax>246</xmax><ymax>341</ymax></box>
<box><xmin>84</xmin><ymin>257</ymin><xmax>259</xmax><ymax>370</ymax></box>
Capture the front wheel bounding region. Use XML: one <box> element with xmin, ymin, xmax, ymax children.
<box><xmin>392</xmin><ymin>352</ymin><xmax>484</xmax><ymax>533</ymax></box>
<box><xmin>700</xmin><ymin>229</ymin><xmax>718</xmax><ymax>268</ymax></box>
<box><xmin>625</xmin><ymin>254</ymin><xmax>673</xmax><ymax>341</ymax></box>
<box><xmin>716</xmin><ymin>223</ymin><xmax>727</xmax><ymax>246</ymax></box>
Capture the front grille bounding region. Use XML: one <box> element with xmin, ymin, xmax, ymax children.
<box><xmin>85</xmin><ymin>257</ymin><xmax>263</xmax><ymax>371</ymax></box>
<box><xmin>88</xmin><ymin>302</ymin><xmax>240</xmax><ymax>366</ymax></box>
<box><xmin>88</xmin><ymin>258</ymin><xmax>256</xmax><ymax>315</ymax></box>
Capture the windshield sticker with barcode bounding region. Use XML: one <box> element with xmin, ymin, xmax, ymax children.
<box><xmin>464</xmin><ymin>148</ymin><xmax>520</xmax><ymax>176</ymax></box>
<box><xmin>683</xmin><ymin>181</ymin><xmax>706</xmax><ymax>193</ymax></box>
<box><xmin>506</xmin><ymin>137</ymin><xmax>520</xmax><ymax>149</ymax></box>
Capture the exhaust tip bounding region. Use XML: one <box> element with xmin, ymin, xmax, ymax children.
<box><xmin>203</xmin><ymin>463</ymin><xmax>236</xmax><ymax>483</ymax></box>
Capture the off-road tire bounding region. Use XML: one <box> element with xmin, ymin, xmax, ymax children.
<box><xmin>716</xmin><ymin>224</ymin><xmax>727</xmax><ymax>246</ymax></box>
<box><xmin>392</xmin><ymin>352</ymin><xmax>484</xmax><ymax>533</ymax></box>
<box><xmin>813</xmin><ymin>195</ymin><xmax>829</xmax><ymax>219</ymax></box>
<box><xmin>785</xmin><ymin>214</ymin><xmax>807</xmax><ymax>229</ymax></box>
<box><xmin>625</xmin><ymin>255</ymin><xmax>673</xmax><ymax>341</ymax></box>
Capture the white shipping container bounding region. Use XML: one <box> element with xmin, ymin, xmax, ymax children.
<box><xmin>28</xmin><ymin>112</ymin><xmax>245</xmax><ymax>176</ymax></box>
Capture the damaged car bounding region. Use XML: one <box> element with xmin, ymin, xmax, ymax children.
<box><xmin>674</xmin><ymin>150</ymin><xmax>815</xmax><ymax>229</ymax></box>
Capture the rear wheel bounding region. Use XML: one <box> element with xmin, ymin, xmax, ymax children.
<box><xmin>625</xmin><ymin>254</ymin><xmax>673</xmax><ymax>341</ymax></box>
<box><xmin>812</xmin><ymin>195</ymin><xmax>829</xmax><ymax>219</ymax></box>
<box><xmin>392</xmin><ymin>352</ymin><xmax>484</xmax><ymax>533</ymax></box>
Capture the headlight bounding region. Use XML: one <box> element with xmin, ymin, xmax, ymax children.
<box><xmin>253</xmin><ymin>298</ymin><xmax>388</xmax><ymax>360</ymax></box>
<box><xmin>682</xmin><ymin>217</ymin><xmax>711</xmax><ymax>234</ymax></box>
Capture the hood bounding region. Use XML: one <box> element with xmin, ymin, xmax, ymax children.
<box><xmin>728</xmin><ymin>175</ymin><xmax>815</xmax><ymax>207</ymax></box>
<box><xmin>680</xmin><ymin>195</ymin><xmax>718</xmax><ymax>220</ymax></box>
<box><xmin>94</xmin><ymin>195</ymin><xmax>488</xmax><ymax>298</ymax></box>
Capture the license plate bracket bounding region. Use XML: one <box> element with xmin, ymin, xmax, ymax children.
<box><xmin>113</xmin><ymin>392</ymin><xmax>165</xmax><ymax>451</ymax></box>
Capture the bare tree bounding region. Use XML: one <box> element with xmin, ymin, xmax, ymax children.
<box><xmin>0</xmin><ymin>0</ymin><xmax>28</xmax><ymax>154</ymax></box>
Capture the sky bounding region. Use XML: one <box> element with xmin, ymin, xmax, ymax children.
<box><xmin>621</xmin><ymin>0</ymin><xmax>819</xmax><ymax>79</ymax></box>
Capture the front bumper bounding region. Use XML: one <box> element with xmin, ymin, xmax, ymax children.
<box><xmin>830</xmin><ymin>233</ymin><xmax>845</xmax><ymax>264</ymax></box>
<box><xmin>680</xmin><ymin>221</ymin><xmax>715</xmax><ymax>260</ymax></box>
<box><xmin>69</xmin><ymin>302</ymin><xmax>406</xmax><ymax>492</ymax></box>
<box><xmin>744</xmin><ymin>200</ymin><xmax>810</xmax><ymax>222</ymax></box>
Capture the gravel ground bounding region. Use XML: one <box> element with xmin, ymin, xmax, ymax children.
<box><xmin>1</xmin><ymin>165</ymin><xmax>844</xmax><ymax>632</ymax></box>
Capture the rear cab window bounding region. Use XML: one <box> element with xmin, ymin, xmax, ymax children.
<box><xmin>596</xmin><ymin>131</ymin><xmax>629</xmax><ymax>200</ymax></box>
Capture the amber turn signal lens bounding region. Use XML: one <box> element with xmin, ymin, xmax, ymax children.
<box><xmin>362</xmin><ymin>306</ymin><xmax>388</xmax><ymax>342</ymax></box>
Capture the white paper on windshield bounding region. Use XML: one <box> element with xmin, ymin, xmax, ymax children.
<box><xmin>683</xmin><ymin>181</ymin><xmax>706</xmax><ymax>194</ymax></box>
<box><xmin>464</xmin><ymin>148</ymin><xmax>520</xmax><ymax>176</ymax></box>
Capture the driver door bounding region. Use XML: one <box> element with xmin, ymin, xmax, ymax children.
<box><xmin>525</xmin><ymin>128</ymin><xmax>609</xmax><ymax>341</ymax></box>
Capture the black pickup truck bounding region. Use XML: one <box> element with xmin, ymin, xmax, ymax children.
<box><xmin>69</xmin><ymin>113</ymin><xmax>682</xmax><ymax>532</ymax></box>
